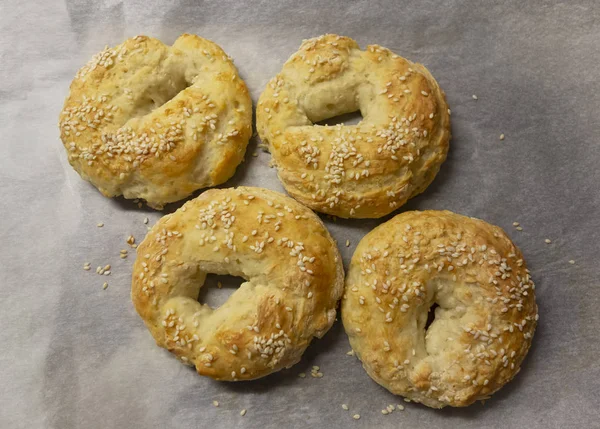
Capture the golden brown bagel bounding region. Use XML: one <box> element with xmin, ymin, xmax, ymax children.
<box><xmin>342</xmin><ymin>210</ymin><xmax>537</xmax><ymax>407</ymax></box>
<box><xmin>257</xmin><ymin>34</ymin><xmax>450</xmax><ymax>218</ymax></box>
<box><xmin>132</xmin><ymin>187</ymin><xmax>344</xmax><ymax>380</ymax></box>
<box><xmin>59</xmin><ymin>34</ymin><xmax>252</xmax><ymax>209</ymax></box>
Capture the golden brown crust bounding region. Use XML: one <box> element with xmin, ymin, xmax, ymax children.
<box><xmin>257</xmin><ymin>34</ymin><xmax>450</xmax><ymax>218</ymax></box>
<box><xmin>132</xmin><ymin>187</ymin><xmax>344</xmax><ymax>380</ymax></box>
<box><xmin>341</xmin><ymin>210</ymin><xmax>537</xmax><ymax>408</ymax></box>
<box><xmin>59</xmin><ymin>34</ymin><xmax>252</xmax><ymax>209</ymax></box>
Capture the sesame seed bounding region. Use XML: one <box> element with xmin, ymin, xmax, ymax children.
<box><xmin>513</xmin><ymin>221</ymin><xmax>519</xmax><ymax>226</ymax></box>
<box><xmin>472</xmin><ymin>94</ymin><xmax>478</xmax><ymax>100</ymax></box>
<box><xmin>144</xmin><ymin>217</ymin><xmax>149</xmax><ymax>224</ymax></box>
<box><xmin>342</xmin><ymin>404</ymin><xmax>349</xmax><ymax>410</ymax></box>
<box><xmin>102</xmin><ymin>282</ymin><xmax>108</xmax><ymax>290</ymax></box>
<box><xmin>499</xmin><ymin>133</ymin><xmax>505</xmax><ymax>140</ymax></box>
<box><xmin>97</xmin><ymin>222</ymin><xmax>104</xmax><ymax>227</ymax></box>
<box><xmin>346</xmin><ymin>240</ymin><xmax>350</xmax><ymax>247</ymax></box>
<box><xmin>240</xmin><ymin>409</ymin><xmax>247</xmax><ymax>416</ymax></box>
<box><xmin>213</xmin><ymin>401</ymin><xmax>219</xmax><ymax>407</ymax></box>
<box><xmin>569</xmin><ymin>260</ymin><xmax>575</xmax><ymax>264</ymax></box>
<box><xmin>516</xmin><ymin>226</ymin><xmax>523</xmax><ymax>231</ymax></box>
<box><xmin>544</xmin><ymin>238</ymin><xmax>552</xmax><ymax>244</ymax></box>
<box><xmin>353</xmin><ymin>414</ymin><xmax>360</xmax><ymax>420</ymax></box>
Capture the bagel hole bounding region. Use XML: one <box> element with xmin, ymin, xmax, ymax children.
<box><xmin>425</xmin><ymin>303</ymin><xmax>439</xmax><ymax>332</ymax></box>
<box><xmin>315</xmin><ymin>110</ymin><xmax>363</xmax><ymax>126</ymax></box>
<box><xmin>197</xmin><ymin>274</ymin><xmax>245</xmax><ymax>309</ymax></box>
<box><xmin>130</xmin><ymin>75</ymin><xmax>192</xmax><ymax>118</ymax></box>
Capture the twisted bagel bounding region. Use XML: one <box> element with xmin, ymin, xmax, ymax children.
<box><xmin>257</xmin><ymin>34</ymin><xmax>450</xmax><ymax>218</ymax></box>
<box><xmin>342</xmin><ymin>210</ymin><xmax>538</xmax><ymax>407</ymax></box>
<box><xmin>59</xmin><ymin>34</ymin><xmax>252</xmax><ymax>209</ymax></box>
<box><xmin>132</xmin><ymin>187</ymin><xmax>344</xmax><ymax>380</ymax></box>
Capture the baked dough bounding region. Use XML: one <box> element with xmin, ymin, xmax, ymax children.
<box><xmin>59</xmin><ymin>34</ymin><xmax>252</xmax><ymax>209</ymax></box>
<box><xmin>342</xmin><ymin>210</ymin><xmax>537</xmax><ymax>407</ymax></box>
<box><xmin>132</xmin><ymin>186</ymin><xmax>344</xmax><ymax>380</ymax></box>
<box><xmin>257</xmin><ymin>34</ymin><xmax>450</xmax><ymax>218</ymax></box>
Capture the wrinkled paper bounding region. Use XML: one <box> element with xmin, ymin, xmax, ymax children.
<box><xmin>1</xmin><ymin>1</ymin><xmax>599</xmax><ymax>428</ymax></box>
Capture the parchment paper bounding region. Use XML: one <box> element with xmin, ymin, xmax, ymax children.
<box><xmin>1</xmin><ymin>1</ymin><xmax>599</xmax><ymax>428</ymax></box>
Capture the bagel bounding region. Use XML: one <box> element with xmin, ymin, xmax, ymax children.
<box><xmin>59</xmin><ymin>34</ymin><xmax>252</xmax><ymax>209</ymax></box>
<box><xmin>257</xmin><ymin>34</ymin><xmax>450</xmax><ymax>218</ymax></box>
<box><xmin>341</xmin><ymin>210</ymin><xmax>537</xmax><ymax>408</ymax></box>
<box><xmin>132</xmin><ymin>186</ymin><xmax>344</xmax><ymax>380</ymax></box>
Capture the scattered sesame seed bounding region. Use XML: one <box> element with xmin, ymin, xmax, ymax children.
<box><xmin>144</xmin><ymin>217</ymin><xmax>149</xmax><ymax>224</ymax></box>
<box><xmin>252</xmin><ymin>152</ymin><xmax>258</xmax><ymax>157</ymax></box>
<box><xmin>346</xmin><ymin>350</ymin><xmax>355</xmax><ymax>356</ymax></box>
<box><xmin>342</xmin><ymin>404</ymin><xmax>349</xmax><ymax>411</ymax></box>
<box><xmin>240</xmin><ymin>409</ymin><xmax>247</xmax><ymax>416</ymax></box>
<box><xmin>544</xmin><ymin>238</ymin><xmax>552</xmax><ymax>244</ymax></box>
<box><xmin>513</xmin><ymin>222</ymin><xmax>519</xmax><ymax>226</ymax></box>
<box><xmin>353</xmin><ymin>414</ymin><xmax>360</xmax><ymax>420</ymax></box>
<box><xmin>298</xmin><ymin>372</ymin><xmax>306</xmax><ymax>378</ymax></box>
<box><xmin>499</xmin><ymin>133</ymin><xmax>505</xmax><ymax>140</ymax></box>
<box><xmin>212</xmin><ymin>400</ymin><xmax>219</xmax><ymax>407</ymax></box>
<box><xmin>403</xmin><ymin>398</ymin><xmax>411</xmax><ymax>403</ymax></box>
<box><xmin>472</xmin><ymin>94</ymin><xmax>478</xmax><ymax>100</ymax></box>
<box><xmin>102</xmin><ymin>282</ymin><xmax>108</xmax><ymax>290</ymax></box>
<box><xmin>516</xmin><ymin>226</ymin><xmax>523</xmax><ymax>231</ymax></box>
<box><xmin>569</xmin><ymin>260</ymin><xmax>575</xmax><ymax>264</ymax></box>
<box><xmin>97</xmin><ymin>222</ymin><xmax>104</xmax><ymax>227</ymax></box>
<box><xmin>346</xmin><ymin>240</ymin><xmax>350</xmax><ymax>247</ymax></box>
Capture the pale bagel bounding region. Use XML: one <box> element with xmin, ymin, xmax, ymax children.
<box><xmin>342</xmin><ymin>210</ymin><xmax>537</xmax><ymax>407</ymax></box>
<box><xmin>257</xmin><ymin>34</ymin><xmax>450</xmax><ymax>218</ymax></box>
<box><xmin>132</xmin><ymin>187</ymin><xmax>344</xmax><ymax>380</ymax></box>
<box><xmin>59</xmin><ymin>34</ymin><xmax>252</xmax><ymax>209</ymax></box>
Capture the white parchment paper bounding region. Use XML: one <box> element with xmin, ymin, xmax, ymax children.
<box><xmin>1</xmin><ymin>1</ymin><xmax>599</xmax><ymax>428</ymax></box>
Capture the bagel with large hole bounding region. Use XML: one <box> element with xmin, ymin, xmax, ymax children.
<box><xmin>132</xmin><ymin>186</ymin><xmax>344</xmax><ymax>380</ymax></box>
<box><xmin>59</xmin><ymin>34</ymin><xmax>252</xmax><ymax>209</ymax></box>
<box><xmin>257</xmin><ymin>34</ymin><xmax>450</xmax><ymax>218</ymax></box>
<box><xmin>342</xmin><ymin>210</ymin><xmax>538</xmax><ymax>407</ymax></box>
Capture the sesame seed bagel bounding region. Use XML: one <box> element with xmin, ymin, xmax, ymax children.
<box><xmin>132</xmin><ymin>186</ymin><xmax>344</xmax><ymax>380</ymax></box>
<box><xmin>257</xmin><ymin>34</ymin><xmax>450</xmax><ymax>218</ymax></box>
<box><xmin>342</xmin><ymin>211</ymin><xmax>537</xmax><ymax>408</ymax></box>
<box><xmin>59</xmin><ymin>34</ymin><xmax>252</xmax><ymax>209</ymax></box>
